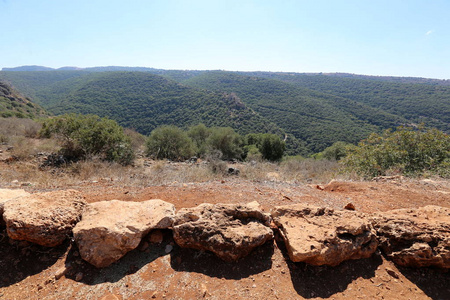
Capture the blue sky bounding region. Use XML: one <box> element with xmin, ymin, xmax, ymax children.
<box><xmin>1</xmin><ymin>0</ymin><xmax>449</xmax><ymax>79</ymax></box>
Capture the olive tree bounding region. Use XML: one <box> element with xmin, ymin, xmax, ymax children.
<box><xmin>40</xmin><ymin>114</ymin><xmax>134</xmax><ymax>165</ymax></box>
<box><xmin>146</xmin><ymin>125</ymin><xmax>195</xmax><ymax>160</ymax></box>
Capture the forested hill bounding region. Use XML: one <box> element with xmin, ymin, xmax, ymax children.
<box><xmin>0</xmin><ymin>70</ymin><xmax>90</xmax><ymax>100</ymax></box>
<box><xmin>1</xmin><ymin>67</ymin><xmax>448</xmax><ymax>154</ymax></box>
<box><xmin>0</xmin><ymin>80</ymin><xmax>47</xmax><ymax>118</ymax></box>
<box><xmin>317</xmin><ymin>73</ymin><xmax>450</xmax><ymax>86</ymax></box>
<box><xmin>4</xmin><ymin>71</ymin><xmax>304</xmax><ymax>153</ymax></box>
<box><xmin>183</xmin><ymin>71</ymin><xmax>408</xmax><ymax>152</ymax></box>
<box><xmin>240</xmin><ymin>72</ymin><xmax>450</xmax><ymax>132</ymax></box>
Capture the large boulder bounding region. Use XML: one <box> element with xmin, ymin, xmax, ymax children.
<box><xmin>3</xmin><ymin>190</ymin><xmax>86</xmax><ymax>247</ymax></box>
<box><xmin>372</xmin><ymin>205</ymin><xmax>450</xmax><ymax>268</ymax></box>
<box><xmin>0</xmin><ymin>188</ymin><xmax>30</xmax><ymax>226</ymax></box>
<box><xmin>172</xmin><ymin>201</ymin><xmax>273</xmax><ymax>261</ymax></box>
<box><xmin>73</xmin><ymin>199</ymin><xmax>175</xmax><ymax>268</ymax></box>
<box><xmin>272</xmin><ymin>204</ymin><xmax>378</xmax><ymax>266</ymax></box>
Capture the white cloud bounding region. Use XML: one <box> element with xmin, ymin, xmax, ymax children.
<box><xmin>426</xmin><ymin>30</ymin><xmax>434</xmax><ymax>35</ymax></box>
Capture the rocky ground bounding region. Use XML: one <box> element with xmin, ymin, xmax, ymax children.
<box><xmin>0</xmin><ymin>164</ymin><xmax>449</xmax><ymax>299</ymax></box>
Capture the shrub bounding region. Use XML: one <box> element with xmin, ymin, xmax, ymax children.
<box><xmin>244</xmin><ymin>133</ymin><xmax>285</xmax><ymax>161</ymax></box>
<box><xmin>244</xmin><ymin>144</ymin><xmax>262</xmax><ymax>161</ymax></box>
<box><xmin>342</xmin><ymin>126</ymin><xmax>450</xmax><ymax>178</ymax></box>
<box><xmin>0</xmin><ymin>117</ymin><xmax>42</xmax><ymax>138</ymax></box>
<box><xmin>187</xmin><ymin>123</ymin><xmax>211</xmax><ymax>157</ymax></box>
<box><xmin>314</xmin><ymin>141</ymin><xmax>352</xmax><ymax>161</ymax></box>
<box><xmin>146</xmin><ymin>125</ymin><xmax>195</xmax><ymax>160</ymax></box>
<box><xmin>259</xmin><ymin>134</ymin><xmax>286</xmax><ymax>161</ymax></box>
<box><xmin>40</xmin><ymin>114</ymin><xmax>134</xmax><ymax>165</ymax></box>
<box><xmin>206</xmin><ymin>127</ymin><xmax>244</xmax><ymax>160</ymax></box>
<box><xmin>124</xmin><ymin>128</ymin><xmax>147</xmax><ymax>152</ymax></box>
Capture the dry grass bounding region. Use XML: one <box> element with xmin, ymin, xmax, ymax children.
<box><xmin>124</xmin><ymin>128</ymin><xmax>147</xmax><ymax>153</ymax></box>
<box><xmin>239</xmin><ymin>157</ymin><xmax>349</xmax><ymax>184</ymax></box>
<box><xmin>0</xmin><ymin>117</ymin><xmax>59</xmax><ymax>159</ymax></box>
<box><xmin>0</xmin><ymin>117</ymin><xmax>41</xmax><ymax>139</ymax></box>
<box><xmin>7</xmin><ymin>137</ymin><xmax>59</xmax><ymax>160</ymax></box>
<box><xmin>1</xmin><ymin>156</ymin><xmax>351</xmax><ymax>190</ymax></box>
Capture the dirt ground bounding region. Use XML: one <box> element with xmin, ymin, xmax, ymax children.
<box><xmin>1</xmin><ymin>167</ymin><xmax>449</xmax><ymax>299</ymax></box>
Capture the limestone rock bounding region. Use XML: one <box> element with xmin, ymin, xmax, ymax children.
<box><xmin>372</xmin><ymin>205</ymin><xmax>450</xmax><ymax>268</ymax></box>
<box><xmin>0</xmin><ymin>188</ymin><xmax>30</xmax><ymax>226</ymax></box>
<box><xmin>172</xmin><ymin>201</ymin><xmax>273</xmax><ymax>261</ymax></box>
<box><xmin>3</xmin><ymin>190</ymin><xmax>86</xmax><ymax>247</ymax></box>
<box><xmin>272</xmin><ymin>204</ymin><xmax>378</xmax><ymax>266</ymax></box>
<box><xmin>73</xmin><ymin>199</ymin><xmax>175</xmax><ymax>268</ymax></box>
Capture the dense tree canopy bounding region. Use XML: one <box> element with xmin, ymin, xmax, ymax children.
<box><xmin>40</xmin><ymin>114</ymin><xmax>134</xmax><ymax>165</ymax></box>
<box><xmin>342</xmin><ymin>126</ymin><xmax>450</xmax><ymax>178</ymax></box>
<box><xmin>146</xmin><ymin>125</ymin><xmax>195</xmax><ymax>160</ymax></box>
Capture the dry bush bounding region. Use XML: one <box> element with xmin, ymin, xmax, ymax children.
<box><xmin>0</xmin><ymin>162</ymin><xmax>76</xmax><ymax>189</ymax></box>
<box><xmin>8</xmin><ymin>136</ymin><xmax>36</xmax><ymax>160</ymax></box>
<box><xmin>69</xmin><ymin>159</ymin><xmax>137</xmax><ymax>182</ymax></box>
<box><xmin>0</xmin><ymin>117</ymin><xmax>58</xmax><ymax>161</ymax></box>
<box><xmin>208</xmin><ymin>159</ymin><xmax>228</xmax><ymax>175</ymax></box>
<box><xmin>142</xmin><ymin>161</ymin><xmax>217</xmax><ymax>185</ymax></box>
<box><xmin>0</xmin><ymin>117</ymin><xmax>41</xmax><ymax>139</ymax></box>
<box><xmin>280</xmin><ymin>157</ymin><xmax>341</xmax><ymax>183</ymax></box>
<box><xmin>7</xmin><ymin>137</ymin><xmax>60</xmax><ymax>161</ymax></box>
<box><xmin>239</xmin><ymin>161</ymin><xmax>278</xmax><ymax>181</ymax></box>
<box><xmin>237</xmin><ymin>158</ymin><xmax>345</xmax><ymax>184</ymax></box>
<box><xmin>124</xmin><ymin>128</ymin><xmax>146</xmax><ymax>152</ymax></box>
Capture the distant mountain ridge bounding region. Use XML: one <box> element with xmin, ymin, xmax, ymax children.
<box><xmin>2</xmin><ymin>66</ymin><xmax>55</xmax><ymax>72</ymax></box>
<box><xmin>3</xmin><ymin>65</ymin><xmax>450</xmax><ymax>84</ymax></box>
<box><xmin>1</xmin><ymin>65</ymin><xmax>161</xmax><ymax>72</ymax></box>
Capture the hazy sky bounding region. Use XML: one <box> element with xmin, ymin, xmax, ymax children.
<box><xmin>1</xmin><ymin>0</ymin><xmax>449</xmax><ymax>78</ymax></box>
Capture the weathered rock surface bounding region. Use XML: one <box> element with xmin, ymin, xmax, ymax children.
<box><xmin>272</xmin><ymin>204</ymin><xmax>378</xmax><ymax>266</ymax></box>
<box><xmin>0</xmin><ymin>188</ymin><xmax>30</xmax><ymax>226</ymax></box>
<box><xmin>172</xmin><ymin>201</ymin><xmax>273</xmax><ymax>261</ymax></box>
<box><xmin>3</xmin><ymin>190</ymin><xmax>86</xmax><ymax>247</ymax></box>
<box><xmin>372</xmin><ymin>205</ymin><xmax>450</xmax><ymax>268</ymax></box>
<box><xmin>73</xmin><ymin>199</ymin><xmax>175</xmax><ymax>268</ymax></box>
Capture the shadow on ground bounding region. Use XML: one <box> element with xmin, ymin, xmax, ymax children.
<box><xmin>397</xmin><ymin>265</ymin><xmax>450</xmax><ymax>300</ymax></box>
<box><xmin>0</xmin><ymin>228</ymin><xmax>69</xmax><ymax>288</ymax></box>
<box><xmin>275</xmin><ymin>236</ymin><xmax>382</xmax><ymax>299</ymax></box>
<box><xmin>63</xmin><ymin>229</ymin><xmax>172</xmax><ymax>285</ymax></box>
<box><xmin>170</xmin><ymin>241</ymin><xmax>274</xmax><ymax>279</ymax></box>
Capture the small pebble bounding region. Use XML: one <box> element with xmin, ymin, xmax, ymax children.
<box><xmin>75</xmin><ymin>272</ymin><xmax>83</xmax><ymax>282</ymax></box>
<box><xmin>165</xmin><ymin>244</ymin><xmax>173</xmax><ymax>254</ymax></box>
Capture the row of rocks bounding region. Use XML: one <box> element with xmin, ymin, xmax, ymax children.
<box><xmin>0</xmin><ymin>189</ymin><xmax>449</xmax><ymax>269</ymax></box>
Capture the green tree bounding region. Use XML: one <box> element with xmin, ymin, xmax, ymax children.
<box><xmin>245</xmin><ymin>133</ymin><xmax>263</xmax><ymax>147</ymax></box>
<box><xmin>259</xmin><ymin>134</ymin><xmax>286</xmax><ymax>161</ymax></box>
<box><xmin>206</xmin><ymin>127</ymin><xmax>244</xmax><ymax>160</ymax></box>
<box><xmin>315</xmin><ymin>141</ymin><xmax>352</xmax><ymax>161</ymax></box>
<box><xmin>40</xmin><ymin>114</ymin><xmax>134</xmax><ymax>165</ymax></box>
<box><xmin>187</xmin><ymin>123</ymin><xmax>211</xmax><ymax>157</ymax></box>
<box><xmin>342</xmin><ymin>126</ymin><xmax>450</xmax><ymax>177</ymax></box>
<box><xmin>146</xmin><ymin>125</ymin><xmax>195</xmax><ymax>160</ymax></box>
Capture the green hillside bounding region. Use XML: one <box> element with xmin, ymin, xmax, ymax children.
<box><xmin>10</xmin><ymin>71</ymin><xmax>304</xmax><ymax>153</ymax></box>
<box><xmin>242</xmin><ymin>72</ymin><xmax>450</xmax><ymax>132</ymax></box>
<box><xmin>0</xmin><ymin>80</ymin><xmax>47</xmax><ymax>119</ymax></box>
<box><xmin>183</xmin><ymin>71</ymin><xmax>407</xmax><ymax>152</ymax></box>
<box><xmin>1</xmin><ymin>67</ymin><xmax>448</xmax><ymax>154</ymax></box>
<box><xmin>0</xmin><ymin>70</ymin><xmax>89</xmax><ymax>100</ymax></box>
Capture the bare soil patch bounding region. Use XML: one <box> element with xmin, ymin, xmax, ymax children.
<box><xmin>1</xmin><ymin>160</ymin><xmax>449</xmax><ymax>299</ymax></box>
